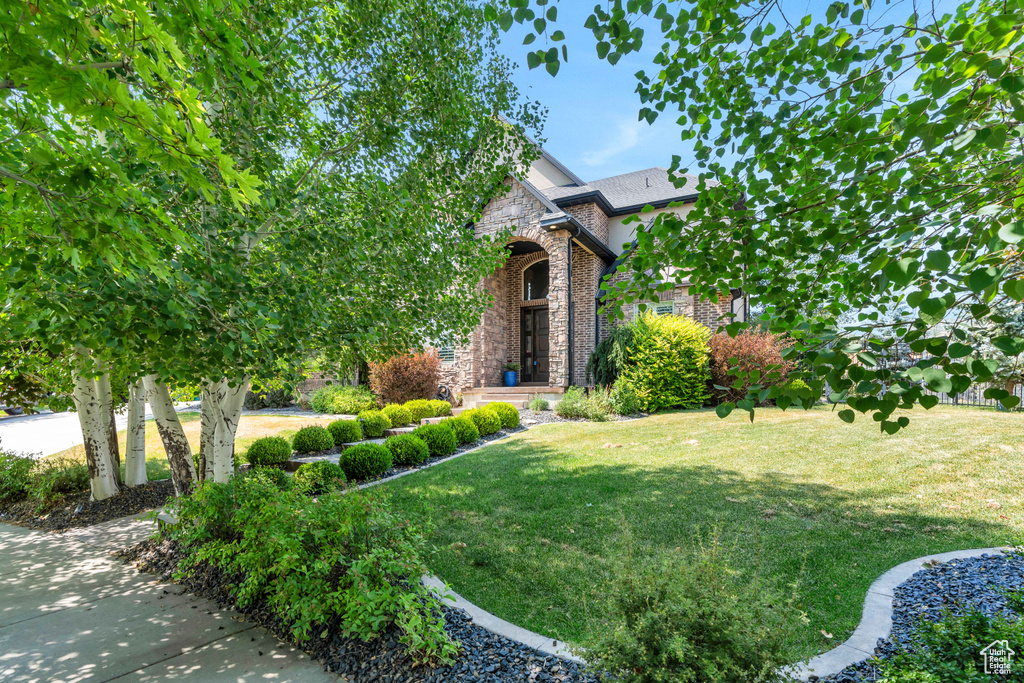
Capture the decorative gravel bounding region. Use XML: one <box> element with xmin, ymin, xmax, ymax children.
<box><xmin>821</xmin><ymin>550</ymin><xmax>1024</xmax><ymax>682</ymax></box>
<box><xmin>120</xmin><ymin>538</ymin><xmax>597</xmax><ymax>683</ymax></box>
<box><xmin>519</xmin><ymin>408</ymin><xmax>645</xmax><ymax>426</ymax></box>
<box><xmin>0</xmin><ymin>478</ymin><xmax>175</xmax><ymax>532</ymax></box>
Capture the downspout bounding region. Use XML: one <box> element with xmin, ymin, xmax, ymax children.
<box><xmin>567</xmin><ymin>235</ymin><xmax>574</xmax><ymax>387</ymax></box>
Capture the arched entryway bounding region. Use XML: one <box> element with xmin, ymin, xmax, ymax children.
<box><xmin>505</xmin><ymin>239</ymin><xmax>551</xmax><ymax>384</ymax></box>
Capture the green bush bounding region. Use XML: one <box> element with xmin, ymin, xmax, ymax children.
<box><xmin>411</xmin><ymin>424</ymin><xmax>457</xmax><ymax>458</ymax></box>
<box><xmin>241</xmin><ymin>466</ymin><xmax>292</xmax><ymax>491</ymax></box>
<box><xmin>586</xmin><ymin>325</ymin><xmax>634</xmax><ymax>387</ymax></box>
<box><xmin>385</xmin><ymin>434</ymin><xmax>430</xmax><ymax>467</ymax></box>
<box><xmin>618</xmin><ymin>311</ymin><xmax>711</xmax><ymax>412</ymax></box>
<box><xmin>528</xmin><ymin>397</ymin><xmax>549</xmax><ymax>411</ymax></box>
<box><xmin>166</xmin><ymin>477</ymin><xmax>457</xmax><ymax>663</ymax></box>
<box><xmin>610</xmin><ymin>380</ymin><xmax>643</xmax><ymax>415</ymax></box>
<box><xmin>243</xmin><ymin>436</ymin><xmax>293</xmax><ymax>466</ymax></box>
<box><xmin>555</xmin><ymin>386</ymin><xmax>589</xmax><ymax>419</ymax></box>
<box><xmin>488</xmin><ymin>401</ymin><xmax>520</xmax><ymax>429</ymax></box>
<box><xmin>462</xmin><ymin>407</ymin><xmax>501</xmax><ymax>435</ymax></box>
<box><xmin>0</xmin><ymin>450</ymin><xmax>35</xmax><ymax>503</ymax></box>
<box><xmin>428</xmin><ymin>400</ymin><xmax>453</xmax><ymax>417</ymax></box>
<box><xmin>327</xmin><ymin>419</ymin><xmax>362</xmax><ymax>446</ymax></box>
<box><xmin>309</xmin><ymin>384</ymin><xmax>378</xmax><ymax>415</ymax></box>
<box><xmin>403</xmin><ymin>399</ymin><xmax>435</xmax><ymax>422</ymax></box>
<box><xmin>442</xmin><ymin>416</ymin><xmax>479</xmax><ymax>445</ymax></box>
<box><xmin>292</xmin><ymin>426</ymin><xmax>334</xmax><ymax>454</ymax></box>
<box><xmin>28</xmin><ymin>456</ymin><xmax>90</xmax><ymax>505</ymax></box>
<box><xmin>357</xmin><ymin>410</ymin><xmax>391</xmax><ymax>438</ymax></box>
<box><xmin>590</xmin><ymin>539</ymin><xmax>801</xmax><ymax>683</ymax></box>
<box><xmin>244</xmin><ymin>387</ymin><xmax>294</xmax><ymax>410</ymax></box>
<box><xmin>293</xmin><ymin>461</ymin><xmax>347</xmax><ymax>496</ymax></box>
<box><xmin>339</xmin><ymin>443</ymin><xmax>393</xmax><ymax>481</ymax></box>
<box><xmin>382</xmin><ymin>403</ymin><xmax>413</xmax><ymax>427</ymax></box>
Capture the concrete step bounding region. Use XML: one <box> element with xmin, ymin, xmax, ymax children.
<box><xmin>451</xmin><ymin>407</ymin><xmax>467</xmax><ymax>416</ymax></box>
<box><xmin>420</xmin><ymin>416</ymin><xmax>448</xmax><ymax>425</ymax></box>
<box><xmin>383</xmin><ymin>427</ymin><xmax>416</xmax><ymax>437</ymax></box>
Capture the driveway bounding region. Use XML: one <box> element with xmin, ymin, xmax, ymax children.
<box><xmin>0</xmin><ymin>403</ymin><xmax>199</xmax><ymax>459</ymax></box>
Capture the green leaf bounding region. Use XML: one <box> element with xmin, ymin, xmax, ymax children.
<box><xmin>838</xmin><ymin>409</ymin><xmax>855</xmax><ymax>423</ymax></box>
<box><xmin>919</xmin><ymin>395</ymin><xmax>939</xmax><ymax>409</ymax></box>
<box><xmin>922</xmin><ymin>43</ymin><xmax>949</xmax><ymax>64</ymax></box>
<box><xmin>924</xmin><ymin>250</ymin><xmax>951</xmax><ymax>271</ymax></box>
<box><xmin>998</xmin><ymin>221</ymin><xmax>1024</xmax><ymax>244</ymax></box>
<box><xmin>987</xmin><ymin>14</ymin><xmax>1017</xmax><ymax>37</ymax></box>
<box><xmin>715</xmin><ymin>402</ymin><xmax>735</xmax><ymax>418</ymax></box>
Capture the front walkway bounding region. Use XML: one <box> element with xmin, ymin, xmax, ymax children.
<box><xmin>0</xmin><ymin>517</ymin><xmax>335</xmax><ymax>682</ymax></box>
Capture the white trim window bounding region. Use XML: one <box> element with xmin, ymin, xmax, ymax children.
<box><xmin>634</xmin><ymin>302</ymin><xmax>676</xmax><ymax>317</ymax></box>
<box><xmin>438</xmin><ymin>347</ymin><xmax>456</xmax><ymax>364</ymax></box>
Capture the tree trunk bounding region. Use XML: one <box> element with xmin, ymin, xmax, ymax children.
<box><xmin>71</xmin><ymin>353</ymin><xmax>121</xmax><ymax>501</ymax></box>
<box><xmin>199</xmin><ymin>384</ymin><xmax>217</xmax><ymax>482</ymax></box>
<box><xmin>205</xmin><ymin>376</ymin><xmax>249</xmax><ymax>483</ymax></box>
<box><xmin>96</xmin><ymin>372</ymin><xmax>123</xmax><ymax>488</ymax></box>
<box><xmin>124</xmin><ymin>380</ymin><xmax>148</xmax><ymax>487</ymax></box>
<box><xmin>143</xmin><ymin>375</ymin><xmax>196</xmax><ymax>496</ymax></box>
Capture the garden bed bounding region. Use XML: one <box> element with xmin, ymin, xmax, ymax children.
<box><xmin>0</xmin><ymin>478</ymin><xmax>175</xmax><ymax>532</ymax></box>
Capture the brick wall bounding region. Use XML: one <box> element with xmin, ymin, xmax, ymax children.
<box><xmin>571</xmin><ymin>247</ymin><xmax>601</xmax><ymax>385</ymax></box>
<box><xmin>565</xmin><ymin>202</ymin><xmax>610</xmax><ymax>246</ymax></box>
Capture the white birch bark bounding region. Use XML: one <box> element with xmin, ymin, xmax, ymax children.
<box><xmin>143</xmin><ymin>375</ymin><xmax>197</xmax><ymax>496</ymax></box>
<box><xmin>205</xmin><ymin>376</ymin><xmax>249</xmax><ymax>483</ymax></box>
<box><xmin>124</xmin><ymin>380</ymin><xmax>148</xmax><ymax>487</ymax></box>
<box><xmin>199</xmin><ymin>384</ymin><xmax>217</xmax><ymax>482</ymax></box>
<box><xmin>95</xmin><ymin>371</ymin><xmax>123</xmax><ymax>487</ymax></box>
<box><xmin>71</xmin><ymin>350</ymin><xmax>120</xmax><ymax>501</ymax></box>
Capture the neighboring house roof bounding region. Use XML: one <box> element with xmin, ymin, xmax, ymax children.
<box><xmin>541</xmin><ymin>167</ymin><xmax>707</xmax><ymax>215</ymax></box>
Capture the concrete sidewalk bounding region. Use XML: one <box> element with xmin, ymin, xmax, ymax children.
<box><xmin>0</xmin><ymin>518</ymin><xmax>336</xmax><ymax>682</ymax></box>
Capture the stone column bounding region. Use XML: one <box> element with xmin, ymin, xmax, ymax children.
<box><xmin>546</xmin><ymin>229</ymin><xmax>571</xmax><ymax>387</ymax></box>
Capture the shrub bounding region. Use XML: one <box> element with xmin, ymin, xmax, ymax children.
<box><xmin>488</xmin><ymin>401</ymin><xmax>520</xmax><ymax>429</ymax></box>
<box><xmin>590</xmin><ymin>539</ymin><xmax>801</xmax><ymax>683</ymax></box>
<box><xmin>586</xmin><ymin>325</ymin><xmax>634</xmax><ymax>387</ymax></box>
<box><xmin>385</xmin><ymin>434</ymin><xmax>430</xmax><ymax>467</ymax></box>
<box><xmin>382</xmin><ymin>404</ymin><xmax>413</xmax><ymax>427</ymax></box>
<box><xmin>428</xmin><ymin>399</ymin><xmax>453</xmax><ymax>417</ymax></box>
<box><xmin>555</xmin><ymin>386</ymin><xmax>590</xmax><ymax>419</ymax></box>
<box><xmin>28</xmin><ymin>456</ymin><xmax>90</xmax><ymax>505</ymax></box>
<box><xmin>167</xmin><ymin>478</ymin><xmax>457</xmax><ymax>663</ymax></box>
<box><xmin>310</xmin><ymin>384</ymin><xmax>378</xmax><ymax>415</ymax></box>
<box><xmin>610</xmin><ymin>380</ymin><xmax>643</xmax><ymax>415</ymax></box>
<box><xmin>403</xmin><ymin>399</ymin><xmax>435</xmax><ymax>423</ymax></box>
<box><xmin>618</xmin><ymin>311</ymin><xmax>711</xmax><ymax>412</ymax></box>
<box><xmin>292</xmin><ymin>426</ymin><xmax>334</xmax><ymax>454</ymax></box>
<box><xmin>358</xmin><ymin>410</ymin><xmax>391</xmax><ymax>438</ymax></box>
<box><xmin>0</xmin><ymin>450</ymin><xmax>34</xmax><ymax>503</ymax></box>
<box><xmin>463</xmin><ymin>407</ymin><xmax>501</xmax><ymax>435</ymax></box>
<box><xmin>411</xmin><ymin>424</ymin><xmax>457</xmax><ymax>458</ymax></box>
<box><xmin>293</xmin><ymin>461</ymin><xmax>346</xmax><ymax>496</ymax></box>
<box><xmin>327</xmin><ymin>419</ymin><xmax>362</xmax><ymax>446</ymax></box>
<box><xmin>241</xmin><ymin>466</ymin><xmax>292</xmax><ymax>491</ymax></box>
<box><xmin>244</xmin><ymin>387</ymin><xmax>294</xmax><ymax>410</ymax></box>
<box><xmin>708</xmin><ymin>329</ymin><xmax>793</xmax><ymax>405</ymax></box>
<box><xmin>442</xmin><ymin>416</ymin><xmax>479</xmax><ymax>445</ymax></box>
<box><xmin>369</xmin><ymin>351</ymin><xmax>440</xmax><ymax>406</ymax></box>
<box><xmin>243</xmin><ymin>436</ymin><xmax>293</xmax><ymax>466</ymax></box>
<box><xmin>340</xmin><ymin>443</ymin><xmax>393</xmax><ymax>481</ymax></box>
<box><xmin>528</xmin><ymin>397</ymin><xmax>549</xmax><ymax>411</ymax></box>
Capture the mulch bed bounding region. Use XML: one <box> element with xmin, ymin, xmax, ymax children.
<box><xmin>119</xmin><ymin>538</ymin><xmax>597</xmax><ymax>683</ymax></box>
<box><xmin>0</xmin><ymin>479</ymin><xmax>176</xmax><ymax>532</ymax></box>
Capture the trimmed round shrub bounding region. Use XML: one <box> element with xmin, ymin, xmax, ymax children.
<box><xmin>382</xmin><ymin>403</ymin><xmax>413</xmax><ymax>427</ymax></box>
<box><xmin>243</xmin><ymin>436</ymin><xmax>292</xmax><ymax>466</ymax></box>
<box><xmin>403</xmin><ymin>399</ymin><xmax>435</xmax><ymax>422</ymax></box>
<box><xmin>528</xmin><ymin>397</ymin><xmax>549</xmax><ymax>411</ymax></box>
<box><xmin>463</xmin><ymin>407</ymin><xmax>501</xmax><ymax>435</ymax></box>
<box><xmin>385</xmin><ymin>434</ymin><xmax>430</xmax><ymax>467</ymax></box>
<box><xmin>412</xmin><ymin>423</ymin><xmax>457</xmax><ymax>458</ymax></box>
<box><xmin>293</xmin><ymin>461</ymin><xmax>346</xmax><ymax>496</ymax></box>
<box><xmin>442</xmin><ymin>416</ymin><xmax>479</xmax><ymax>445</ymax></box>
<box><xmin>242</xmin><ymin>466</ymin><xmax>292</xmax><ymax>491</ymax></box>
<box><xmin>328</xmin><ymin>419</ymin><xmax>362</xmax><ymax>446</ymax></box>
<box><xmin>340</xmin><ymin>443</ymin><xmax>393</xmax><ymax>481</ymax></box>
<box><xmin>488</xmin><ymin>401</ymin><xmax>520</xmax><ymax>429</ymax></box>
<box><xmin>358</xmin><ymin>410</ymin><xmax>392</xmax><ymax>438</ymax></box>
<box><xmin>428</xmin><ymin>400</ymin><xmax>453</xmax><ymax>417</ymax></box>
<box><xmin>292</xmin><ymin>425</ymin><xmax>334</xmax><ymax>454</ymax></box>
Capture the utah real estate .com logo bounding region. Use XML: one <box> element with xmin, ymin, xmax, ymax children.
<box><xmin>981</xmin><ymin>639</ymin><xmax>1015</xmax><ymax>676</ymax></box>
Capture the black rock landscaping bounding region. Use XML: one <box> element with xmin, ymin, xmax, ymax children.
<box><xmin>0</xmin><ymin>478</ymin><xmax>176</xmax><ymax>532</ymax></box>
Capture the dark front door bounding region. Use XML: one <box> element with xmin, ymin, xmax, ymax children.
<box><xmin>521</xmin><ymin>308</ymin><xmax>550</xmax><ymax>383</ymax></box>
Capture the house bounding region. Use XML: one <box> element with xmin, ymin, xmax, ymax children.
<box><xmin>435</xmin><ymin>139</ymin><xmax>747</xmax><ymax>405</ymax></box>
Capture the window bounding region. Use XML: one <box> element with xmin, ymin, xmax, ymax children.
<box><xmin>634</xmin><ymin>302</ymin><xmax>675</xmax><ymax>317</ymax></box>
<box><xmin>438</xmin><ymin>347</ymin><xmax>455</xmax><ymax>364</ymax></box>
<box><xmin>523</xmin><ymin>260</ymin><xmax>549</xmax><ymax>300</ymax></box>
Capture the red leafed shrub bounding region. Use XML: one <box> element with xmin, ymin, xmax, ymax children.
<box><xmin>369</xmin><ymin>351</ymin><xmax>440</xmax><ymax>406</ymax></box>
<box><xmin>708</xmin><ymin>330</ymin><xmax>793</xmax><ymax>405</ymax></box>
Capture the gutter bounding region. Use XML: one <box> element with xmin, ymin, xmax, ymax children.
<box><xmin>552</xmin><ymin>191</ymin><xmax>700</xmax><ymax>217</ymax></box>
<box><xmin>540</xmin><ymin>214</ymin><xmax>616</xmax><ymax>264</ymax></box>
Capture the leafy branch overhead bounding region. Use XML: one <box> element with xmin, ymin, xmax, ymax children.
<box><xmin>492</xmin><ymin>0</ymin><xmax>1024</xmax><ymax>428</ymax></box>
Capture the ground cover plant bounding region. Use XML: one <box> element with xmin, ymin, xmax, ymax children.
<box><xmin>381</xmin><ymin>406</ymin><xmax>1024</xmax><ymax>660</ymax></box>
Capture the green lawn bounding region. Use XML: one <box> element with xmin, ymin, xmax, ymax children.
<box><xmin>381</xmin><ymin>405</ymin><xmax>1023</xmax><ymax>660</ymax></box>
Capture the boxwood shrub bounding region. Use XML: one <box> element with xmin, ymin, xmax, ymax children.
<box><xmin>488</xmin><ymin>401</ymin><xmax>520</xmax><ymax>429</ymax></box>
<box><xmin>328</xmin><ymin>419</ymin><xmax>362</xmax><ymax>446</ymax></box>
<box><xmin>463</xmin><ymin>407</ymin><xmax>501</xmax><ymax>435</ymax></box>
<box><xmin>442</xmin><ymin>416</ymin><xmax>479</xmax><ymax>445</ymax></box>
<box><xmin>385</xmin><ymin>434</ymin><xmax>430</xmax><ymax>467</ymax></box>
<box><xmin>403</xmin><ymin>399</ymin><xmax>435</xmax><ymax>422</ymax></box>
<box><xmin>244</xmin><ymin>436</ymin><xmax>293</xmax><ymax>466</ymax></box>
<box><xmin>340</xmin><ymin>443</ymin><xmax>393</xmax><ymax>481</ymax></box>
<box><xmin>428</xmin><ymin>400</ymin><xmax>453</xmax><ymax>417</ymax></box>
<box><xmin>241</xmin><ymin>466</ymin><xmax>292</xmax><ymax>491</ymax></box>
<box><xmin>382</xmin><ymin>404</ymin><xmax>413</xmax><ymax>427</ymax></box>
<box><xmin>357</xmin><ymin>410</ymin><xmax>391</xmax><ymax>438</ymax></box>
<box><xmin>292</xmin><ymin>425</ymin><xmax>334</xmax><ymax>454</ymax></box>
<box><xmin>293</xmin><ymin>461</ymin><xmax>347</xmax><ymax>496</ymax></box>
<box><xmin>411</xmin><ymin>423</ymin><xmax>457</xmax><ymax>458</ymax></box>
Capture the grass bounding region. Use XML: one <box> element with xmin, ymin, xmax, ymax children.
<box><xmin>381</xmin><ymin>405</ymin><xmax>1024</xmax><ymax>660</ymax></box>
<box><xmin>45</xmin><ymin>412</ymin><xmax>334</xmax><ymax>480</ymax></box>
